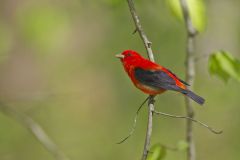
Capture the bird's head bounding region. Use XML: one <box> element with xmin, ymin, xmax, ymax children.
<box><xmin>115</xmin><ymin>50</ymin><xmax>142</xmax><ymax>63</ymax></box>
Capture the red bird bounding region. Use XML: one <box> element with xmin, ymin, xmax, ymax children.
<box><xmin>116</xmin><ymin>50</ymin><xmax>205</xmax><ymax>105</ymax></box>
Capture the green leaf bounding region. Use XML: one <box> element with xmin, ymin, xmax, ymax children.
<box><xmin>147</xmin><ymin>144</ymin><xmax>166</xmax><ymax>160</ymax></box>
<box><xmin>208</xmin><ymin>51</ymin><xmax>240</xmax><ymax>83</ymax></box>
<box><xmin>177</xmin><ymin>140</ymin><xmax>189</xmax><ymax>151</ymax></box>
<box><xmin>166</xmin><ymin>0</ymin><xmax>206</xmax><ymax>32</ymax></box>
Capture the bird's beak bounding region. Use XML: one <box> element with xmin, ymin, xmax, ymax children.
<box><xmin>115</xmin><ymin>54</ymin><xmax>124</xmax><ymax>59</ymax></box>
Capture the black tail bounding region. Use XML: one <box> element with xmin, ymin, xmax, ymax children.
<box><xmin>184</xmin><ymin>90</ymin><xmax>205</xmax><ymax>105</ymax></box>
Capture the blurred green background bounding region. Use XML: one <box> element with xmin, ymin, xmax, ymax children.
<box><xmin>0</xmin><ymin>0</ymin><xmax>240</xmax><ymax>160</ymax></box>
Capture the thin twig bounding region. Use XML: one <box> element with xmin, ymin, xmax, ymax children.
<box><xmin>117</xmin><ymin>96</ymin><xmax>150</xmax><ymax>144</ymax></box>
<box><xmin>126</xmin><ymin>0</ymin><xmax>156</xmax><ymax>160</ymax></box>
<box><xmin>154</xmin><ymin>111</ymin><xmax>223</xmax><ymax>134</ymax></box>
<box><xmin>142</xmin><ymin>96</ymin><xmax>155</xmax><ymax>160</ymax></box>
<box><xmin>126</xmin><ymin>0</ymin><xmax>155</xmax><ymax>62</ymax></box>
<box><xmin>179</xmin><ymin>0</ymin><xmax>197</xmax><ymax>37</ymax></box>
<box><xmin>0</xmin><ymin>102</ymin><xmax>70</xmax><ymax>160</ymax></box>
<box><xmin>179</xmin><ymin>0</ymin><xmax>198</xmax><ymax>160</ymax></box>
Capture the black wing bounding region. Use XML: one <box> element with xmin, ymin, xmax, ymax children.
<box><xmin>164</xmin><ymin>68</ymin><xmax>189</xmax><ymax>86</ymax></box>
<box><xmin>134</xmin><ymin>67</ymin><xmax>187</xmax><ymax>93</ymax></box>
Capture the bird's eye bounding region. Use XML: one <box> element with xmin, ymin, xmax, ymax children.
<box><xmin>126</xmin><ymin>53</ymin><xmax>132</xmax><ymax>57</ymax></box>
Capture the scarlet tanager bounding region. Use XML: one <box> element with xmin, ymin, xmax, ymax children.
<box><xmin>116</xmin><ymin>50</ymin><xmax>205</xmax><ymax>105</ymax></box>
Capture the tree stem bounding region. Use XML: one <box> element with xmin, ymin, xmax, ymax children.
<box><xmin>179</xmin><ymin>0</ymin><xmax>198</xmax><ymax>160</ymax></box>
<box><xmin>126</xmin><ymin>0</ymin><xmax>156</xmax><ymax>159</ymax></box>
<box><xmin>142</xmin><ymin>96</ymin><xmax>155</xmax><ymax>160</ymax></box>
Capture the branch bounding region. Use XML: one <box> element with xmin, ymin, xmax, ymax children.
<box><xmin>126</xmin><ymin>0</ymin><xmax>155</xmax><ymax>62</ymax></box>
<box><xmin>126</xmin><ymin>0</ymin><xmax>155</xmax><ymax>159</ymax></box>
<box><xmin>179</xmin><ymin>0</ymin><xmax>198</xmax><ymax>160</ymax></box>
<box><xmin>0</xmin><ymin>102</ymin><xmax>70</xmax><ymax>160</ymax></box>
<box><xmin>142</xmin><ymin>96</ymin><xmax>155</xmax><ymax>160</ymax></box>
<box><xmin>153</xmin><ymin>110</ymin><xmax>223</xmax><ymax>134</ymax></box>
<box><xmin>179</xmin><ymin>0</ymin><xmax>197</xmax><ymax>37</ymax></box>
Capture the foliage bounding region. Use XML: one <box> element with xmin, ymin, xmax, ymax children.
<box><xmin>166</xmin><ymin>0</ymin><xmax>206</xmax><ymax>32</ymax></box>
<box><xmin>147</xmin><ymin>144</ymin><xmax>166</xmax><ymax>160</ymax></box>
<box><xmin>208</xmin><ymin>51</ymin><xmax>240</xmax><ymax>83</ymax></box>
<box><xmin>177</xmin><ymin>140</ymin><xmax>189</xmax><ymax>151</ymax></box>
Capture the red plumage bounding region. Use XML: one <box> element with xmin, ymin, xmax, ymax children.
<box><xmin>116</xmin><ymin>50</ymin><xmax>205</xmax><ymax>105</ymax></box>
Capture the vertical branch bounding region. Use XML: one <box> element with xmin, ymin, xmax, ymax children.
<box><xmin>179</xmin><ymin>1</ymin><xmax>198</xmax><ymax>160</ymax></box>
<box><xmin>0</xmin><ymin>103</ymin><xmax>70</xmax><ymax>160</ymax></box>
<box><xmin>126</xmin><ymin>0</ymin><xmax>155</xmax><ymax>62</ymax></box>
<box><xmin>126</xmin><ymin>0</ymin><xmax>155</xmax><ymax>160</ymax></box>
<box><xmin>142</xmin><ymin>96</ymin><xmax>155</xmax><ymax>160</ymax></box>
